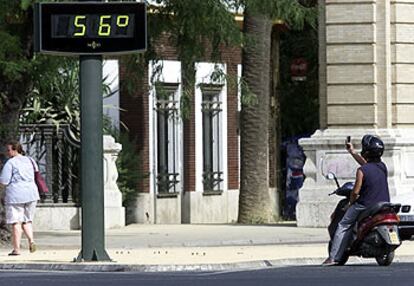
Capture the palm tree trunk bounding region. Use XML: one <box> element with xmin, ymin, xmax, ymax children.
<box><xmin>238</xmin><ymin>7</ymin><xmax>275</xmax><ymax>224</ymax></box>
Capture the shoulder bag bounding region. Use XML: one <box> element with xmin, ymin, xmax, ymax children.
<box><xmin>29</xmin><ymin>158</ymin><xmax>49</xmax><ymax>194</ymax></box>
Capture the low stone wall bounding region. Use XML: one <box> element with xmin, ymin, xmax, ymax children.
<box><xmin>33</xmin><ymin>135</ymin><xmax>125</xmax><ymax>231</ymax></box>
<box><xmin>127</xmin><ymin>189</ymin><xmax>239</xmax><ymax>224</ymax></box>
<box><xmin>34</xmin><ymin>204</ymin><xmax>80</xmax><ymax>231</ymax></box>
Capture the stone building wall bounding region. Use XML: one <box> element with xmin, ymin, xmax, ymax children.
<box><xmin>297</xmin><ymin>0</ymin><xmax>414</xmax><ymax>227</ymax></box>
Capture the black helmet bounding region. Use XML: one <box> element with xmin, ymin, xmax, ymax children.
<box><xmin>361</xmin><ymin>135</ymin><xmax>384</xmax><ymax>159</ymax></box>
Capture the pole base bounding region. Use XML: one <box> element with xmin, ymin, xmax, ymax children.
<box><xmin>76</xmin><ymin>248</ymin><xmax>111</xmax><ymax>262</ymax></box>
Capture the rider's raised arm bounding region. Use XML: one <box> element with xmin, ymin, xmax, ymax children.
<box><xmin>346</xmin><ymin>141</ymin><xmax>367</xmax><ymax>166</ymax></box>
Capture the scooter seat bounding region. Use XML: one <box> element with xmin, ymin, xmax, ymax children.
<box><xmin>357</xmin><ymin>202</ymin><xmax>397</xmax><ymax>223</ymax></box>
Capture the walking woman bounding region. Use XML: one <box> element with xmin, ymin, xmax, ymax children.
<box><xmin>0</xmin><ymin>141</ymin><xmax>39</xmax><ymax>255</ymax></box>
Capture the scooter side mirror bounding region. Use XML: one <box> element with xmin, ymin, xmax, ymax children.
<box><xmin>326</xmin><ymin>172</ymin><xmax>336</xmax><ymax>180</ymax></box>
<box><xmin>326</xmin><ymin>172</ymin><xmax>340</xmax><ymax>188</ymax></box>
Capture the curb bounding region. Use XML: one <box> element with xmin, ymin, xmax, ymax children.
<box><xmin>0</xmin><ymin>259</ymin><xmax>315</xmax><ymax>273</ymax></box>
<box><xmin>1</xmin><ymin>255</ymin><xmax>414</xmax><ymax>273</ymax></box>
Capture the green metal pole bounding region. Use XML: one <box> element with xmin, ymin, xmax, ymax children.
<box><xmin>77</xmin><ymin>55</ymin><xmax>110</xmax><ymax>261</ymax></box>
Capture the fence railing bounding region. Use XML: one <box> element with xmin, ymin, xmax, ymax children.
<box><xmin>19</xmin><ymin>124</ymin><xmax>80</xmax><ymax>205</ymax></box>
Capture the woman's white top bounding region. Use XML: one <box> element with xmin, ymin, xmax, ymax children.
<box><xmin>0</xmin><ymin>155</ymin><xmax>40</xmax><ymax>204</ymax></box>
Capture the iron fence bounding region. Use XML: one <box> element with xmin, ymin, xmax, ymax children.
<box><xmin>19</xmin><ymin>124</ymin><xmax>80</xmax><ymax>205</ymax></box>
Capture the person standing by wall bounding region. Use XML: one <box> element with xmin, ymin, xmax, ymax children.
<box><xmin>0</xmin><ymin>141</ymin><xmax>39</xmax><ymax>255</ymax></box>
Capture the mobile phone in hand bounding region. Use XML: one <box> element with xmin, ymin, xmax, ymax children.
<box><xmin>346</xmin><ymin>136</ymin><xmax>351</xmax><ymax>143</ymax></box>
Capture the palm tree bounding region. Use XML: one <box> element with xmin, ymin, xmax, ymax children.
<box><xmin>238</xmin><ymin>4</ymin><xmax>275</xmax><ymax>223</ymax></box>
<box><xmin>238</xmin><ymin>0</ymin><xmax>317</xmax><ymax>223</ymax></box>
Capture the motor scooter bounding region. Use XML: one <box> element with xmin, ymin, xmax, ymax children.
<box><xmin>326</xmin><ymin>172</ymin><xmax>401</xmax><ymax>266</ymax></box>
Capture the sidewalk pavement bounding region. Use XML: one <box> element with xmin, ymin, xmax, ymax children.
<box><xmin>0</xmin><ymin>223</ymin><xmax>413</xmax><ymax>272</ymax></box>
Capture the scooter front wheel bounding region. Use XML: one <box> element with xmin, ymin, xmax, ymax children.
<box><xmin>375</xmin><ymin>251</ymin><xmax>394</xmax><ymax>266</ymax></box>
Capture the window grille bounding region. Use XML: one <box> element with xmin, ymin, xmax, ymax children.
<box><xmin>155</xmin><ymin>83</ymin><xmax>180</xmax><ymax>194</ymax></box>
<box><xmin>201</xmin><ymin>84</ymin><xmax>224</xmax><ymax>193</ymax></box>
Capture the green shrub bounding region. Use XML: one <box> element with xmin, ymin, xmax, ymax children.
<box><xmin>116</xmin><ymin>132</ymin><xmax>147</xmax><ymax>206</ymax></box>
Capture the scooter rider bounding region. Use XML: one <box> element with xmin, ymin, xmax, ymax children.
<box><xmin>322</xmin><ymin>135</ymin><xmax>390</xmax><ymax>266</ymax></box>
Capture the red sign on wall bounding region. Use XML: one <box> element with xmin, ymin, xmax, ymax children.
<box><xmin>290</xmin><ymin>58</ymin><xmax>308</xmax><ymax>82</ymax></box>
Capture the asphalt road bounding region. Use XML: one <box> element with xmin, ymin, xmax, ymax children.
<box><xmin>1</xmin><ymin>263</ymin><xmax>413</xmax><ymax>286</ymax></box>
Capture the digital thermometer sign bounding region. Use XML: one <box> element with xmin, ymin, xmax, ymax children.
<box><xmin>34</xmin><ymin>2</ymin><xmax>147</xmax><ymax>55</ymax></box>
<box><xmin>51</xmin><ymin>14</ymin><xmax>135</xmax><ymax>38</ymax></box>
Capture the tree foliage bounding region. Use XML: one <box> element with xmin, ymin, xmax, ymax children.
<box><xmin>22</xmin><ymin>58</ymin><xmax>80</xmax><ymax>128</ymax></box>
<box><xmin>0</xmin><ymin>0</ymin><xmax>35</xmax><ymax>144</ymax></box>
<box><xmin>152</xmin><ymin>0</ymin><xmax>242</xmax><ymax>63</ymax></box>
<box><xmin>225</xmin><ymin>0</ymin><xmax>316</xmax><ymax>27</ymax></box>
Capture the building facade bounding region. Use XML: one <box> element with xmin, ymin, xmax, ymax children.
<box><xmin>120</xmin><ymin>40</ymin><xmax>242</xmax><ymax>224</ymax></box>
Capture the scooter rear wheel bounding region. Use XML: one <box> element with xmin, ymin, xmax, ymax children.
<box><xmin>375</xmin><ymin>251</ymin><xmax>394</xmax><ymax>266</ymax></box>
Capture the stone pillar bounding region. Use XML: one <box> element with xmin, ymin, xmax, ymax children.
<box><xmin>103</xmin><ymin>135</ymin><xmax>125</xmax><ymax>228</ymax></box>
<box><xmin>297</xmin><ymin>0</ymin><xmax>414</xmax><ymax>227</ymax></box>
